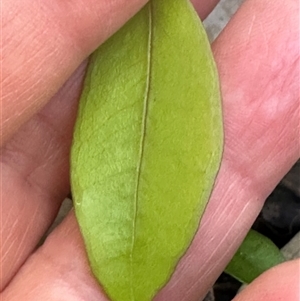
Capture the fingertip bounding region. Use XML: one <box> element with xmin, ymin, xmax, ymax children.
<box><xmin>233</xmin><ymin>260</ymin><xmax>300</xmax><ymax>301</ymax></box>
<box><xmin>191</xmin><ymin>0</ymin><xmax>220</xmax><ymax>20</ymax></box>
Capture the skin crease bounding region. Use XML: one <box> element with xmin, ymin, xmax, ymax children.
<box><xmin>0</xmin><ymin>0</ymin><xmax>299</xmax><ymax>300</ymax></box>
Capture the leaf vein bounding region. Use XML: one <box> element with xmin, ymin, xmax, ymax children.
<box><xmin>130</xmin><ymin>3</ymin><xmax>153</xmax><ymax>300</ymax></box>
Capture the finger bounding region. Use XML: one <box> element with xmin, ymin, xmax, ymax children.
<box><xmin>233</xmin><ymin>260</ymin><xmax>300</xmax><ymax>301</ymax></box>
<box><xmin>191</xmin><ymin>0</ymin><xmax>220</xmax><ymax>20</ymax></box>
<box><xmin>1</xmin><ymin>0</ymin><xmax>148</xmax><ymax>145</ymax></box>
<box><xmin>1</xmin><ymin>0</ymin><xmax>217</xmax><ymax>146</ymax></box>
<box><xmin>0</xmin><ymin>0</ymin><xmax>222</xmax><ymax>290</ymax></box>
<box><xmin>0</xmin><ymin>62</ymin><xmax>86</xmax><ymax>290</ymax></box>
<box><xmin>2</xmin><ymin>0</ymin><xmax>299</xmax><ymax>299</ymax></box>
<box><xmin>1</xmin><ymin>213</ymin><xmax>106</xmax><ymax>301</ymax></box>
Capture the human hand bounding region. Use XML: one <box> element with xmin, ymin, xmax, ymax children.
<box><xmin>1</xmin><ymin>0</ymin><xmax>299</xmax><ymax>300</ymax></box>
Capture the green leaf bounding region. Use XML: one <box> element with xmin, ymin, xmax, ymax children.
<box><xmin>71</xmin><ymin>0</ymin><xmax>223</xmax><ymax>300</ymax></box>
<box><xmin>225</xmin><ymin>230</ymin><xmax>285</xmax><ymax>284</ymax></box>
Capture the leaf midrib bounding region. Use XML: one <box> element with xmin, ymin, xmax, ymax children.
<box><xmin>130</xmin><ymin>2</ymin><xmax>153</xmax><ymax>299</ymax></box>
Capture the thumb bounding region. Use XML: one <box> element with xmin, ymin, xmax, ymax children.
<box><xmin>1</xmin><ymin>0</ymin><xmax>148</xmax><ymax>145</ymax></box>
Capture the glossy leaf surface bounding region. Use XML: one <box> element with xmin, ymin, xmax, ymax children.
<box><xmin>71</xmin><ymin>0</ymin><xmax>223</xmax><ymax>300</ymax></box>
<box><xmin>225</xmin><ymin>230</ymin><xmax>285</xmax><ymax>284</ymax></box>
